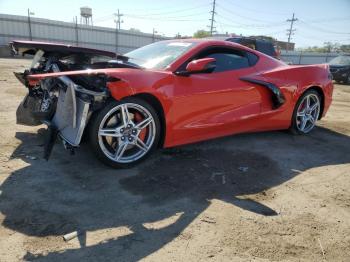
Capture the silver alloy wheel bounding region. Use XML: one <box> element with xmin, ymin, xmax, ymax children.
<box><xmin>296</xmin><ymin>93</ymin><xmax>320</xmax><ymax>133</ymax></box>
<box><xmin>97</xmin><ymin>103</ymin><xmax>156</xmax><ymax>164</ymax></box>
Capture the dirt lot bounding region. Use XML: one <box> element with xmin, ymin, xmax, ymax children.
<box><xmin>0</xmin><ymin>58</ymin><xmax>349</xmax><ymax>262</ymax></box>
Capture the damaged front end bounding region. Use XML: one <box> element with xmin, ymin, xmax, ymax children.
<box><xmin>11</xmin><ymin>41</ymin><xmax>125</xmax><ymax>159</ymax></box>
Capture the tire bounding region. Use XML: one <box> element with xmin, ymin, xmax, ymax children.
<box><xmin>347</xmin><ymin>74</ymin><xmax>350</xmax><ymax>85</ymax></box>
<box><xmin>289</xmin><ymin>90</ymin><xmax>321</xmax><ymax>135</ymax></box>
<box><xmin>89</xmin><ymin>97</ymin><xmax>161</xmax><ymax>168</ymax></box>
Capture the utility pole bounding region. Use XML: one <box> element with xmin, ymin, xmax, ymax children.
<box><xmin>286</xmin><ymin>13</ymin><xmax>298</xmax><ymax>52</ymax></box>
<box><xmin>116</xmin><ymin>9</ymin><xmax>124</xmax><ymax>30</ymax></box>
<box><xmin>209</xmin><ymin>0</ymin><xmax>216</xmax><ymax>36</ymax></box>
<box><xmin>114</xmin><ymin>9</ymin><xmax>124</xmax><ymax>53</ymax></box>
<box><xmin>152</xmin><ymin>28</ymin><xmax>158</xmax><ymax>43</ymax></box>
<box><xmin>27</xmin><ymin>8</ymin><xmax>34</xmax><ymax>41</ymax></box>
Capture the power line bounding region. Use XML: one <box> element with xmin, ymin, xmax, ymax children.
<box><xmin>124</xmin><ymin>14</ymin><xmax>204</xmax><ymax>22</ymax></box>
<box><xmin>216</xmin><ymin>13</ymin><xmax>287</xmax><ymax>28</ymax></box>
<box><xmin>208</xmin><ymin>0</ymin><xmax>217</xmax><ymax>36</ymax></box>
<box><xmin>286</xmin><ymin>13</ymin><xmax>298</xmax><ymax>50</ymax></box>
<box><xmin>216</xmin><ymin>4</ymin><xmax>277</xmax><ymax>24</ymax></box>
<box><xmin>302</xmin><ymin>17</ymin><xmax>350</xmax><ymax>24</ymax></box>
<box><xmin>295</xmin><ymin>28</ymin><xmax>350</xmax><ymax>41</ymax></box>
<box><xmin>220</xmin><ymin>0</ymin><xmax>290</xmax><ymax>16</ymax></box>
<box><xmin>299</xmin><ymin>20</ymin><xmax>350</xmax><ymax>35</ymax></box>
<box><xmin>124</xmin><ymin>11</ymin><xmax>208</xmax><ymax>20</ymax></box>
<box><xmin>126</xmin><ymin>3</ymin><xmax>210</xmax><ymax>17</ymax></box>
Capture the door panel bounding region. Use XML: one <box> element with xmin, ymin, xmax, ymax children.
<box><xmin>167</xmin><ymin>67</ymin><xmax>263</xmax><ymax>146</ymax></box>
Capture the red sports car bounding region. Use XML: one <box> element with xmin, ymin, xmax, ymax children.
<box><xmin>12</xmin><ymin>39</ymin><xmax>333</xmax><ymax>168</ymax></box>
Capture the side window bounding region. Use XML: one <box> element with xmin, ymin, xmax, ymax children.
<box><xmin>176</xmin><ymin>47</ymin><xmax>259</xmax><ymax>73</ymax></box>
<box><xmin>205</xmin><ymin>52</ymin><xmax>250</xmax><ymax>73</ymax></box>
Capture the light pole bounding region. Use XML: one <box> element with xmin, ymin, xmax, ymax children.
<box><xmin>27</xmin><ymin>9</ymin><xmax>35</xmax><ymax>41</ymax></box>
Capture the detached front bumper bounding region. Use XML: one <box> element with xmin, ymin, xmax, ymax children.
<box><xmin>51</xmin><ymin>84</ymin><xmax>90</xmax><ymax>147</ymax></box>
<box><xmin>16</xmin><ymin>76</ymin><xmax>108</xmax><ymax>160</ymax></box>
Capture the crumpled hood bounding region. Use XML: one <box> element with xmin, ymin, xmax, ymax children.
<box><xmin>10</xmin><ymin>40</ymin><xmax>117</xmax><ymax>58</ymax></box>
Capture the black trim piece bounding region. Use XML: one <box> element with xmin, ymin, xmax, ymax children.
<box><xmin>43</xmin><ymin>124</ymin><xmax>58</xmax><ymax>160</ymax></box>
<box><xmin>240</xmin><ymin>77</ymin><xmax>285</xmax><ymax>109</ymax></box>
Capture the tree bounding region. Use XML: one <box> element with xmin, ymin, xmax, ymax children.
<box><xmin>193</xmin><ymin>30</ymin><xmax>210</xmax><ymax>38</ymax></box>
<box><xmin>297</xmin><ymin>42</ymin><xmax>349</xmax><ymax>53</ymax></box>
<box><xmin>340</xmin><ymin>44</ymin><xmax>350</xmax><ymax>53</ymax></box>
<box><xmin>129</xmin><ymin>28</ymin><xmax>141</xmax><ymax>32</ymax></box>
<box><xmin>323</xmin><ymin>42</ymin><xmax>340</xmax><ymax>53</ymax></box>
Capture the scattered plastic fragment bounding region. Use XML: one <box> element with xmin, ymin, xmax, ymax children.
<box><xmin>26</xmin><ymin>155</ymin><xmax>38</xmax><ymax>160</ymax></box>
<box><xmin>238</xmin><ymin>166</ymin><xmax>249</xmax><ymax>172</ymax></box>
<box><xmin>63</xmin><ymin>231</ymin><xmax>79</xmax><ymax>241</ymax></box>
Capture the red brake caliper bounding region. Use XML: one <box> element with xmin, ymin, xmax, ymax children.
<box><xmin>134</xmin><ymin>112</ymin><xmax>147</xmax><ymax>141</ymax></box>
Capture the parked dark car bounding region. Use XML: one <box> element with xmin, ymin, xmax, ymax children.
<box><xmin>226</xmin><ymin>37</ymin><xmax>280</xmax><ymax>59</ymax></box>
<box><xmin>206</xmin><ymin>37</ymin><xmax>280</xmax><ymax>59</ymax></box>
<box><xmin>329</xmin><ymin>55</ymin><xmax>350</xmax><ymax>84</ymax></box>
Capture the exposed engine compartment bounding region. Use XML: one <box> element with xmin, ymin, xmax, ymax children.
<box><xmin>11</xmin><ymin>41</ymin><xmax>137</xmax><ymax>159</ymax></box>
<box><xmin>16</xmin><ymin>52</ymin><xmax>111</xmax><ymax>124</ymax></box>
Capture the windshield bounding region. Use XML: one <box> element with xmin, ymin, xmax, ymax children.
<box><xmin>329</xmin><ymin>56</ymin><xmax>350</xmax><ymax>66</ymax></box>
<box><xmin>124</xmin><ymin>41</ymin><xmax>196</xmax><ymax>70</ymax></box>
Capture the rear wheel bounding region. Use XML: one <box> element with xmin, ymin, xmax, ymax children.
<box><xmin>89</xmin><ymin>97</ymin><xmax>160</xmax><ymax>168</ymax></box>
<box><xmin>290</xmin><ymin>90</ymin><xmax>321</xmax><ymax>135</ymax></box>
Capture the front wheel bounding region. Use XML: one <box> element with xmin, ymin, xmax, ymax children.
<box><xmin>89</xmin><ymin>98</ymin><xmax>161</xmax><ymax>168</ymax></box>
<box><xmin>290</xmin><ymin>90</ymin><xmax>321</xmax><ymax>135</ymax></box>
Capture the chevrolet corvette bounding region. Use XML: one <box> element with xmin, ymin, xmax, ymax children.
<box><xmin>11</xmin><ymin>39</ymin><xmax>333</xmax><ymax>168</ymax></box>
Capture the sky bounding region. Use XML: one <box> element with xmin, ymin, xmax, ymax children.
<box><xmin>0</xmin><ymin>0</ymin><xmax>349</xmax><ymax>48</ymax></box>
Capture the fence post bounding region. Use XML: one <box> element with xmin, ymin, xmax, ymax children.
<box><xmin>115</xmin><ymin>28</ymin><xmax>119</xmax><ymax>53</ymax></box>
<box><xmin>298</xmin><ymin>51</ymin><xmax>302</xmax><ymax>64</ymax></box>
<box><xmin>74</xmin><ymin>16</ymin><xmax>79</xmax><ymax>46</ymax></box>
<box><xmin>27</xmin><ymin>9</ymin><xmax>33</xmax><ymax>41</ymax></box>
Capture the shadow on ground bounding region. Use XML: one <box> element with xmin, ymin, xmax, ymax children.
<box><xmin>1</xmin><ymin>126</ymin><xmax>349</xmax><ymax>261</ymax></box>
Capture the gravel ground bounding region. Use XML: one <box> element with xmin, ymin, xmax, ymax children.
<box><xmin>0</xmin><ymin>58</ymin><xmax>349</xmax><ymax>262</ymax></box>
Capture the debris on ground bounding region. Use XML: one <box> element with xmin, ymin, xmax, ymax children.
<box><xmin>201</xmin><ymin>216</ymin><xmax>216</xmax><ymax>224</ymax></box>
<box><xmin>25</xmin><ymin>155</ymin><xmax>37</xmax><ymax>160</ymax></box>
<box><xmin>210</xmin><ymin>172</ymin><xmax>226</xmax><ymax>184</ymax></box>
<box><xmin>63</xmin><ymin>231</ymin><xmax>79</xmax><ymax>241</ymax></box>
<box><xmin>238</xmin><ymin>166</ymin><xmax>249</xmax><ymax>172</ymax></box>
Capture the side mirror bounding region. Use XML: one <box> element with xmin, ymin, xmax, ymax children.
<box><xmin>175</xmin><ymin>58</ymin><xmax>216</xmax><ymax>76</ymax></box>
<box><xmin>186</xmin><ymin>58</ymin><xmax>216</xmax><ymax>74</ymax></box>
